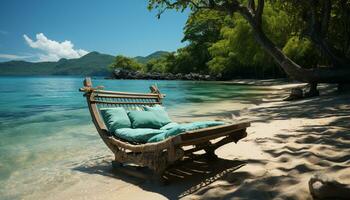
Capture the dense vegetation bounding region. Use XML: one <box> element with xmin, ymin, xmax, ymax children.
<box><xmin>145</xmin><ymin>0</ymin><xmax>350</xmax><ymax>91</ymax></box>
<box><xmin>111</xmin><ymin>1</ymin><xmax>334</xmax><ymax>80</ymax></box>
<box><xmin>110</xmin><ymin>51</ymin><xmax>170</xmax><ymax>72</ymax></box>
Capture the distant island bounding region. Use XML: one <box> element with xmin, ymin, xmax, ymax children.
<box><xmin>0</xmin><ymin>51</ymin><xmax>168</xmax><ymax>76</ymax></box>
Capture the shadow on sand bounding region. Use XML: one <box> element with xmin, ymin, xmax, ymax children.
<box><xmin>73</xmin><ymin>155</ymin><xmax>271</xmax><ymax>199</ymax></box>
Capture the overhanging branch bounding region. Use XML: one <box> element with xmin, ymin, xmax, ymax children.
<box><xmin>255</xmin><ymin>0</ymin><xmax>264</xmax><ymax>25</ymax></box>
<box><xmin>237</xmin><ymin>4</ymin><xmax>350</xmax><ymax>83</ymax></box>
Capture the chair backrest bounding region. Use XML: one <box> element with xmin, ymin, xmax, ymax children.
<box><xmin>80</xmin><ymin>77</ymin><xmax>165</xmax><ymax>111</ymax></box>
<box><xmin>92</xmin><ymin>90</ymin><xmax>163</xmax><ymax>111</ymax></box>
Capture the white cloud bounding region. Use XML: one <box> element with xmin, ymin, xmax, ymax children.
<box><xmin>23</xmin><ymin>33</ymin><xmax>88</xmax><ymax>62</ymax></box>
<box><xmin>0</xmin><ymin>54</ymin><xmax>32</xmax><ymax>60</ymax></box>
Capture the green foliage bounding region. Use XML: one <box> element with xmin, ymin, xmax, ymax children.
<box><xmin>109</xmin><ymin>52</ymin><xmax>172</xmax><ymax>73</ymax></box>
<box><xmin>147</xmin><ymin>0</ymin><xmax>350</xmax><ymax>80</ymax></box>
<box><xmin>283</xmin><ymin>37</ymin><xmax>319</xmax><ymax>68</ymax></box>
<box><xmin>144</xmin><ymin>2</ymin><xmax>301</xmax><ymax>78</ymax></box>
<box><xmin>145</xmin><ymin>9</ymin><xmax>226</xmax><ymax>75</ymax></box>
<box><xmin>207</xmin><ymin>4</ymin><xmax>290</xmax><ymax>78</ymax></box>
<box><xmin>144</xmin><ymin>53</ymin><xmax>178</xmax><ymax>73</ymax></box>
<box><xmin>134</xmin><ymin>51</ymin><xmax>170</xmax><ymax>64</ymax></box>
<box><xmin>110</xmin><ymin>55</ymin><xmax>143</xmax><ymax>71</ymax></box>
<box><xmin>183</xmin><ymin>9</ymin><xmax>226</xmax><ymax>44</ymax></box>
<box><xmin>145</xmin><ymin>1</ymin><xmax>333</xmax><ymax>79</ymax></box>
<box><xmin>145</xmin><ymin>57</ymin><xmax>168</xmax><ymax>73</ymax></box>
<box><xmin>270</xmin><ymin>0</ymin><xmax>350</xmax><ymax>65</ymax></box>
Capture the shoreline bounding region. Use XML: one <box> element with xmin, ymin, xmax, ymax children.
<box><xmin>109</xmin><ymin>68</ymin><xmax>288</xmax><ymax>82</ymax></box>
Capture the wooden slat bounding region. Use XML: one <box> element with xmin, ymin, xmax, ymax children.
<box><xmin>95</xmin><ymin>94</ymin><xmax>160</xmax><ymax>99</ymax></box>
<box><xmin>91</xmin><ymin>100</ymin><xmax>161</xmax><ymax>105</ymax></box>
<box><xmin>94</xmin><ymin>89</ymin><xmax>161</xmax><ymax>97</ymax></box>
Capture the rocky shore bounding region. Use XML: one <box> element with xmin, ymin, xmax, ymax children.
<box><xmin>108</xmin><ymin>68</ymin><xmax>218</xmax><ymax>81</ymax></box>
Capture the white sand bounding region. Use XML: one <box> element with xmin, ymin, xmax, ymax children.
<box><xmin>21</xmin><ymin>83</ymin><xmax>350</xmax><ymax>200</ymax></box>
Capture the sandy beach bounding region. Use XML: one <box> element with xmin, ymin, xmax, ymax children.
<box><xmin>14</xmin><ymin>82</ymin><xmax>350</xmax><ymax>200</ymax></box>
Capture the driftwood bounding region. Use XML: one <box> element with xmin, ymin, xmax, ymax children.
<box><xmin>283</xmin><ymin>83</ymin><xmax>321</xmax><ymax>101</ymax></box>
<box><xmin>79</xmin><ymin>77</ymin><xmax>249</xmax><ymax>183</ymax></box>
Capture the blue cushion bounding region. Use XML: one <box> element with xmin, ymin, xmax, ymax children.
<box><xmin>147</xmin><ymin>121</ymin><xmax>225</xmax><ymax>143</ymax></box>
<box><xmin>114</xmin><ymin>128</ymin><xmax>165</xmax><ymax>143</ymax></box>
<box><xmin>100</xmin><ymin>108</ymin><xmax>131</xmax><ymax>132</ymax></box>
<box><xmin>160</xmin><ymin>122</ymin><xmax>179</xmax><ymax>130</ymax></box>
<box><xmin>127</xmin><ymin>111</ymin><xmax>164</xmax><ymax>129</ymax></box>
<box><xmin>143</xmin><ymin>105</ymin><xmax>172</xmax><ymax>126</ymax></box>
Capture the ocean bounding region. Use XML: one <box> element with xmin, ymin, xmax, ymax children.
<box><xmin>0</xmin><ymin>76</ymin><xmax>267</xmax><ymax>199</ymax></box>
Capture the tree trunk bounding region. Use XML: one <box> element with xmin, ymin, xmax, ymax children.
<box><xmin>305</xmin><ymin>82</ymin><xmax>319</xmax><ymax>97</ymax></box>
<box><xmin>237</xmin><ymin>6</ymin><xmax>350</xmax><ymax>84</ymax></box>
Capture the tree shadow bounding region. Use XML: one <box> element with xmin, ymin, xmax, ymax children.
<box><xmin>250</xmin><ymin>94</ymin><xmax>350</xmax><ymax>123</ymax></box>
<box><xmin>182</xmin><ymin>86</ymin><xmax>349</xmax><ymax>124</ymax></box>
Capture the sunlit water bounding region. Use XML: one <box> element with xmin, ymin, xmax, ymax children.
<box><xmin>0</xmin><ymin>76</ymin><xmax>269</xmax><ymax>199</ymax></box>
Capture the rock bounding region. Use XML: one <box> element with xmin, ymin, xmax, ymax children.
<box><xmin>309</xmin><ymin>173</ymin><xmax>350</xmax><ymax>199</ymax></box>
<box><xmin>283</xmin><ymin>87</ymin><xmax>304</xmax><ymax>101</ymax></box>
<box><xmin>112</xmin><ymin>68</ymin><xmax>215</xmax><ymax>81</ymax></box>
<box><xmin>204</xmin><ymin>75</ymin><xmax>212</xmax><ymax>81</ymax></box>
<box><xmin>175</xmin><ymin>73</ymin><xmax>182</xmax><ymax>79</ymax></box>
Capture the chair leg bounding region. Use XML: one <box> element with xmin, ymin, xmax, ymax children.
<box><xmin>200</xmin><ymin>141</ymin><xmax>218</xmax><ymax>161</ymax></box>
<box><xmin>152</xmin><ymin>171</ymin><xmax>169</xmax><ymax>186</ymax></box>
<box><xmin>151</xmin><ymin>161</ymin><xmax>169</xmax><ymax>185</ymax></box>
<box><xmin>111</xmin><ymin>160</ymin><xmax>123</xmax><ymax>168</ymax></box>
<box><xmin>204</xmin><ymin>147</ymin><xmax>218</xmax><ymax>161</ymax></box>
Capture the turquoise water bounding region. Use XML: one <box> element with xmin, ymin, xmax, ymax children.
<box><xmin>0</xmin><ymin>76</ymin><xmax>267</xmax><ymax>199</ymax></box>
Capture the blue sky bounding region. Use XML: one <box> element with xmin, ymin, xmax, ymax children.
<box><xmin>0</xmin><ymin>0</ymin><xmax>189</xmax><ymax>62</ymax></box>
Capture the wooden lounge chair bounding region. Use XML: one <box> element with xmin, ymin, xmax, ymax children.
<box><xmin>79</xmin><ymin>77</ymin><xmax>250</xmax><ymax>183</ymax></box>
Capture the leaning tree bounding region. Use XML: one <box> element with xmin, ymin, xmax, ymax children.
<box><xmin>148</xmin><ymin>0</ymin><xmax>350</xmax><ymax>94</ymax></box>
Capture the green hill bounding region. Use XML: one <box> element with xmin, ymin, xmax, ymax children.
<box><xmin>0</xmin><ymin>51</ymin><xmax>169</xmax><ymax>76</ymax></box>
<box><xmin>134</xmin><ymin>51</ymin><xmax>170</xmax><ymax>64</ymax></box>
<box><xmin>0</xmin><ymin>51</ymin><xmax>114</xmax><ymax>76</ymax></box>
